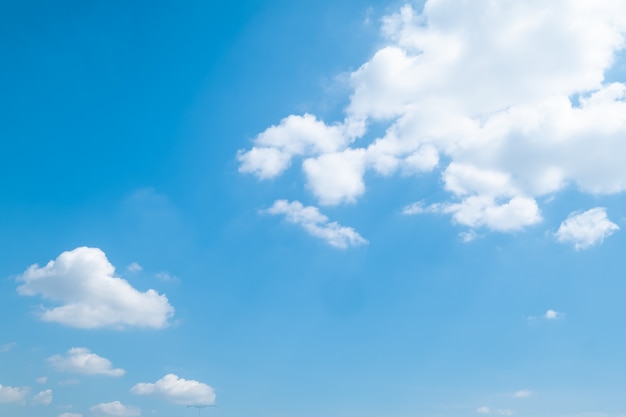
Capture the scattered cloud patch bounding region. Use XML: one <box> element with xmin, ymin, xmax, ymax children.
<box><xmin>264</xmin><ymin>200</ymin><xmax>368</xmax><ymax>249</ymax></box>
<box><xmin>513</xmin><ymin>389</ymin><xmax>533</xmax><ymax>398</ymax></box>
<box><xmin>90</xmin><ymin>401</ymin><xmax>141</xmax><ymax>417</ymax></box>
<box><xmin>477</xmin><ymin>406</ymin><xmax>491</xmax><ymax>414</ymax></box>
<box><xmin>0</xmin><ymin>342</ymin><xmax>16</xmax><ymax>353</ymax></box>
<box><xmin>59</xmin><ymin>413</ymin><xmax>83</xmax><ymax>417</ymax></box>
<box><xmin>36</xmin><ymin>377</ymin><xmax>47</xmax><ymax>384</ymax></box>
<box><xmin>0</xmin><ymin>384</ymin><xmax>29</xmax><ymax>403</ymax></box>
<box><xmin>16</xmin><ymin>247</ymin><xmax>175</xmax><ymax>329</ymax></box>
<box><xmin>127</xmin><ymin>263</ymin><xmax>143</xmax><ymax>273</ymax></box>
<box><xmin>497</xmin><ymin>410</ymin><xmax>514</xmax><ymax>416</ymax></box>
<box><xmin>31</xmin><ymin>389</ymin><xmax>52</xmax><ymax>405</ymax></box>
<box><xmin>545</xmin><ymin>310</ymin><xmax>564</xmax><ymax>320</ymax></box>
<box><xmin>239</xmin><ymin>0</ymin><xmax>626</xmax><ymax>235</ymax></box>
<box><xmin>155</xmin><ymin>272</ymin><xmax>179</xmax><ymax>283</ymax></box>
<box><xmin>131</xmin><ymin>374</ymin><xmax>215</xmax><ymax>406</ymax></box>
<box><xmin>476</xmin><ymin>407</ymin><xmax>514</xmax><ymax>415</ymax></box>
<box><xmin>556</xmin><ymin>208</ymin><xmax>619</xmax><ymax>249</ymax></box>
<box><xmin>49</xmin><ymin>348</ymin><xmax>125</xmax><ymax>377</ymax></box>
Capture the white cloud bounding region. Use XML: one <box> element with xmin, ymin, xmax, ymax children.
<box><xmin>131</xmin><ymin>374</ymin><xmax>215</xmax><ymax>406</ymax></box>
<box><xmin>90</xmin><ymin>401</ymin><xmax>141</xmax><ymax>417</ymax></box>
<box><xmin>0</xmin><ymin>342</ymin><xmax>16</xmax><ymax>353</ymax></box>
<box><xmin>36</xmin><ymin>377</ymin><xmax>47</xmax><ymax>384</ymax></box>
<box><xmin>555</xmin><ymin>207</ymin><xmax>619</xmax><ymax>249</ymax></box>
<box><xmin>0</xmin><ymin>384</ymin><xmax>29</xmax><ymax>403</ymax></box>
<box><xmin>238</xmin><ymin>0</ymin><xmax>626</xmax><ymax>234</ymax></box>
<box><xmin>155</xmin><ymin>272</ymin><xmax>179</xmax><ymax>283</ymax></box>
<box><xmin>264</xmin><ymin>200</ymin><xmax>368</xmax><ymax>249</ymax></box>
<box><xmin>545</xmin><ymin>310</ymin><xmax>563</xmax><ymax>320</ymax></box>
<box><xmin>127</xmin><ymin>262</ymin><xmax>142</xmax><ymax>273</ymax></box>
<box><xmin>513</xmin><ymin>389</ymin><xmax>533</xmax><ymax>398</ymax></box>
<box><xmin>31</xmin><ymin>389</ymin><xmax>52</xmax><ymax>405</ymax></box>
<box><xmin>16</xmin><ymin>247</ymin><xmax>175</xmax><ymax>329</ymax></box>
<box><xmin>59</xmin><ymin>413</ymin><xmax>83</xmax><ymax>417</ymax></box>
<box><xmin>49</xmin><ymin>348</ymin><xmax>125</xmax><ymax>377</ymax></box>
<box><xmin>477</xmin><ymin>406</ymin><xmax>491</xmax><ymax>414</ymax></box>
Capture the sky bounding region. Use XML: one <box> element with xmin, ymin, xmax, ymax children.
<box><xmin>1</xmin><ymin>0</ymin><xmax>626</xmax><ymax>416</ymax></box>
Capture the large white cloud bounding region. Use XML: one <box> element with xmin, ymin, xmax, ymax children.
<box><xmin>0</xmin><ymin>384</ymin><xmax>29</xmax><ymax>403</ymax></box>
<box><xmin>90</xmin><ymin>401</ymin><xmax>141</xmax><ymax>417</ymax></box>
<box><xmin>555</xmin><ymin>207</ymin><xmax>619</xmax><ymax>249</ymax></box>
<box><xmin>265</xmin><ymin>200</ymin><xmax>368</xmax><ymax>248</ymax></box>
<box><xmin>48</xmin><ymin>348</ymin><xmax>125</xmax><ymax>377</ymax></box>
<box><xmin>16</xmin><ymin>247</ymin><xmax>175</xmax><ymax>329</ymax></box>
<box><xmin>238</xmin><ymin>0</ymin><xmax>626</xmax><ymax>233</ymax></box>
<box><xmin>130</xmin><ymin>374</ymin><xmax>215</xmax><ymax>406</ymax></box>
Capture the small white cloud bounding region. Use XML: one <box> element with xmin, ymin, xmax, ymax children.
<box><xmin>58</xmin><ymin>379</ymin><xmax>80</xmax><ymax>386</ymax></box>
<box><xmin>556</xmin><ymin>207</ymin><xmax>619</xmax><ymax>249</ymax></box>
<box><xmin>155</xmin><ymin>272</ymin><xmax>179</xmax><ymax>283</ymax></box>
<box><xmin>264</xmin><ymin>200</ymin><xmax>368</xmax><ymax>249</ymax></box>
<box><xmin>49</xmin><ymin>348</ymin><xmax>125</xmax><ymax>377</ymax></box>
<box><xmin>513</xmin><ymin>389</ymin><xmax>533</xmax><ymax>398</ymax></box>
<box><xmin>0</xmin><ymin>342</ymin><xmax>16</xmax><ymax>353</ymax></box>
<box><xmin>36</xmin><ymin>377</ymin><xmax>47</xmax><ymax>384</ymax></box>
<box><xmin>31</xmin><ymin>389</ymin><xmax>52</xmax><ymax>405</ymax></box>
<box><xmin>545</xmin><ymin>310</ymin><xmax>564</xmax><ymax>320</ymax></box>
<box><xmin>477</xmin><ymin>406</ymin><xmax>491</xmax><ymax>414</ymax></box>
<box><xmin>16</xmin><ymin>247</ymin><xmax>175</xmax><ymax>329</ymax></box>
<box><xmin>459</xmin><ymin>230</ymin><xmax>481</xmax><ymax>242</ymax></box>
<box><xmin>131</xmin><ymin>374</ymin><xmax>215</xmax><ymax>406</ymax></box>
<box><xmin>127</xmin><ymin>263</ymin><xmax>143</xmax><ymax>273</ymax></box>
<box><xmin>59</xmin><ymin>413</ymin><xmax>83</xmax><ymax>417</ymax></box>
<box><xmin>0</xmin><ymin>384</ymin><xmax>29</xmax><ymax>403</ymax></box>
<box><xmin>90</xmin><ymin>401</ymin><xmax>141</xmax><ymax>417</ymax></box>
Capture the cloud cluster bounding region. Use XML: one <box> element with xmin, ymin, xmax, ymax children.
<box><xmin>555</xmin><ymin>207</ymin><xmax>619</xmax><ymax>249</ymax></box>
<box><xmin>265</xmin><ymin>200</ymin><xmax>368</xmax><ymax>248</ymax></box>
<box><xmin>238</xmin><ymin>0</ymin><xmax>626</xmax><ymax>237</ymax></box>
<box><xmin>0</xmin><ymin>384</ymin><xmax>29</xmax><ymax>404</ymax></box>
<box><xmin>131</xmin><ymin>374</ymin><xmax>215</xmax><ymax>406</ymax></box>
<box><xmin>49</xmin><ymin>348</ymin><xmax>125</xmax><ymax>377</ymax></box>
<box><xmin>16</xmin><ymin>247</ymin><xmax>175</xmax><ymax>329</ymax></box>
<box><xmin>90</xmin><ymin>401</ymin><xmax>141</xmax><ymax>417</ymax></box>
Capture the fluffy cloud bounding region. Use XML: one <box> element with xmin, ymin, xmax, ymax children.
<box><xmin>16</xmin><ymin>247</ymin><xmax>175</xmax><ymax>329</ymax></box>
<box><xmin>0</xmin><ymin>384</ymin><xmax>29</xmax><ymax>403</ymax></box>
<box><xmin>90</xmin><ymin>401</ymin><xmax>141</xmax><ymax>417</ymax></box>
<box><xmin>31</xmin><ymin>389</ymin><xmax>53</xmax><ymax>405</ymax></box>
<box><xmin>264</xmin><ymin>200</ymin><xmax>368</xmax><ymax>248</ymax></box>
<box><xmin>555</xmin><ymin>207</ymin><xmax>619</xmax><ymax>249</ymax></box>
<box><xmin>238</xmin><ymin>0</ymin><xmax>626</xmax><ymax>233</ymax></box>
<box><xmin>545</xmin><ymin>310</ymin><xmax>563</xmax><ymax>320</ymax></box>
<box><xmin>49</xmin><ymin>348</ymin><xmax>125</xmax><ymax>377</ymax></box>
<box><xmin>130</xmin><ymin>374</ymin><xmax>215</xmax><ymax>406</ymax></box>
<box><xmin>513</xmin><ymin>389</ymin><xmax>533</xmax><ymax>398</ymax></box>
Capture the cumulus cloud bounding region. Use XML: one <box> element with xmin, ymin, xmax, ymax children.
<box><xmin>31</xmin><ymin>389</ymin><xmax>52</xmax><ymax>405</ymax></box>
<box><xmin>49</xmin><ymin>348</ymin><xmax>125</xmax><ymax>377</ymax></box>
<box><xmin>555</xmin><ymin>207</ymin><xmax>619</xmax><ymax>249</ymax></box>
<box><xmin>0</xmin><ymin>384</ymin><xmax>29</xmax><ymax>403</ymax></box>
<box><xmin>545</xmin><ymin>310</ymin><xmax>563</xmax><ymax>320</ymax></box>
<box><xmin>130</xmin><ymin>374</ymin><xmax>215</xmax><ymax>406</ymax></box>
<box><xmin>513</xmin><ymin>389</ymin><xmax>533</xmax><ymax>398</ymax></box>
<box><xmin>238</xmin><ymin>0</ymin><xmax>626</xmax><ymax>234</ymax></box>
<box><xmin>90</xmin><ymin>401</ymin><xmax>141</xmax><ymax>417</ymax></box>
<box><xmin>16</xmin><ymin>247</ymin><xmax>175</xmax><ymax>329</ymax></box>
<box><xmin>264</xmin><ymin>200</ymin><xmax>368</xmax><ymax>248</ymax></box>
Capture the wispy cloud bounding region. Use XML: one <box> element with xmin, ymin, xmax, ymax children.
<box><xmin>264</xmin><ymin>200</ymin><xmax>368</xmax><ymax>249</ymax></box>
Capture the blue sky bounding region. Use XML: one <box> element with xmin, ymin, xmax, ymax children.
<box><xmin>2</xmin><ymin>1</ymin><xmax>626</xmax><ymax>416</ymax></box>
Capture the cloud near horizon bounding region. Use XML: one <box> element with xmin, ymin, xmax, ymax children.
<box><xmin>238</xmin><ymin>0</ymin><xmax>626</xmax><ymax>238</ymax></box>
<box><xmin>16</xmin><ymin>247</ymin><xmax>175</xmax><ymax>329</ymax></box>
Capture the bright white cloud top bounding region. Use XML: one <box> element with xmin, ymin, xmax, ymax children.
<box><xmin>0</xmin><ymin>384</ymin><xmax>29</xmax><ymax>404</ymax></box>
<box><xmin>16</xmin><ymin>247</ymin><xmax>175</xmax><ymax>329</ymax></box>
<box><xmin>555</xmin><ymin>207</ymin><xmax>620</xmax><ymax>249</ymax></box>
<box><xmin>238</xmin><ymin>0</ymin><xmax>626</xmax><ymax>235</ymax></box>
<box><xmin>48</xmin><ymin>348</ymin><xmax>125</xmax><ymax>377</ymax></box>
<box><xmin>31</xmin><ymin>389</ymin><xmax>53</xmax><ymax>405</ymax></box>
<box><xmin>265</xmin><ymin>199</ymin><xmax>368</xmax><ymax>248</ymax></box>
<box><xmin>130</xmin><ymin>374</ymin><xmax>215</xmax><ymax>406</ymax></box>
<box><xmin>90</xmin><ymin>401</ymin><xmax>141</xmax><ymax>417</ymax></box>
